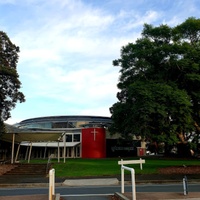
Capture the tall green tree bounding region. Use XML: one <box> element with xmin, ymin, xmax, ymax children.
<box><xmin>110</xmin><ymin>17</ymin><xmax>200</xmax><ymax>154</ymax></box>
<box><xmin>0</xmin><ymin>31</ymin><xmax>25</xmax><ymax>131</ymax></box>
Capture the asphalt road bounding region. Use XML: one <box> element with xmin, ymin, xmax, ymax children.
<box><xmin>0</xmin><ymin>183</ymin><xmax>200</xmax><ymax>198</ymax></box>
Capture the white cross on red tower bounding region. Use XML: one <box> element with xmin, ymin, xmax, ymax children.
<box><xmin>91</xmin><ymin>128</ymin><xmax>98</xmax><ymax>141</ymax></box>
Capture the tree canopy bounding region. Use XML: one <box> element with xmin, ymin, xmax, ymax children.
<box><xmin>0</xmin><ymin>31</ymin><xmax>25</xmax><ymax>131</ymax></box>
<box><xmin>110</xmin><ymin>17</ymin><xmax>200</xmax><ymax>153</ymax></box>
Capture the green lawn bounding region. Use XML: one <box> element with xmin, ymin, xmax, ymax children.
<box><xmin>34</xmin><ymin>157</ymin><xmax>200</xmax><ymax>177</ymax></box>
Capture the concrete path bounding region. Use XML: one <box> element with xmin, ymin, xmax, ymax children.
<box><xmin>63</xmin><ymin>178</ymin><xmax>119</xmax><ymax>186</ymax></box>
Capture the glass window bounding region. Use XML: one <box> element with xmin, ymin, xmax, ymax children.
<box><xmin>74</xmin><ymin>134</ymin><xmax>80</xmax><ymax>142</ymax></box>
<box><xmin>20</xmin><ymin>122</ymin><xmax>51</xmax><ymax>129</ymax></box>
<box><xmin>66</xmin><ymin>135</ymin><xmax>72</xmax><ymax>142</ymax></box>
<box><xmin>52</xmin><ymin>122</ymin><xmax>68</xmax><ymax>128</ymax></box>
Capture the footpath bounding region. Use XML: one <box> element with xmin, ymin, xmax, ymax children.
<box><xmin>0</xmin><ymin>174</ymin><xmax>200</xmax><ymax>200</ymax></box>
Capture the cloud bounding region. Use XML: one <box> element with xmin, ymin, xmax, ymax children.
<box><xmin>2</xmin><ymin>0</ymin><xmax>200</xmax><ymax>124</ymax></box>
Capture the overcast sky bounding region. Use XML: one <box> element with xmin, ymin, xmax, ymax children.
<box><xmin>1</xmin><ymin>0</ymin><xmax>200</xmax><ymax>124</ymax></box>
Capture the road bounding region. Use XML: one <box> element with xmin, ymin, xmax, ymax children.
<box><xmin>0</xmin><ymin>183</ymin><xmax>199</xmax><ymax>199</ymax></box>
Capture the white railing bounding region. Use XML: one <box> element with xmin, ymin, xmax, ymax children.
<box><xmin>46</xmin><ymin>154</ymin><xmax>54</xmax><ymax>173</ymax></box>
<box><xmin>49</xmin><ymin>168</ymin><xmax>55</xmax><ymax>200</ymax></box>
<box><xmin>121</xmin><ymin>165</ymin><xmax>136</xmax><ymax>200</ymax></box>
<box><xmin>118</xmin><ymin>158</ymin><xmax>145</xmax><ymax>170</ymax></box>
<box><xmin>118</xmin><ymin>158</ymin><xmax>145</xmax><ymax>200</ymax></box>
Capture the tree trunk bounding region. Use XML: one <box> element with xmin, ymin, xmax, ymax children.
<box><xmin>177</xmin><ymin>132</ymin><xmax>187</xmax><ymax>144</ymax></box>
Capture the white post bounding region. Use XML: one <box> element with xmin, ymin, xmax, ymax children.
<box><xmin>121</xmin><ymin>163</ymin><xmax>124</xmax><ymax>193</ymax></box>
<box><xmin>49</xmin><ymin>168</ymin><xmax>55</xmax><ymax>200</ymax></box>
<box><xmin>57</xmin><ymin>141</ymin><xmax>60</xmax><ymax>163</ymax></box>
<box><xmin>28</xmin><ymin>142</ymin><xmax>32</xmax><ymax>163</ymax></box>
<box><xmin>140</xmin><ymin>158</ymin><xmax>143</xmax><ymax>170</ymax></box>
<box><xmin>64</xmin><ymin>133</ymin><xmax>66</xmax><ymax>163</ymax></box>
<box><xmin>15</xmin><ymin>143</ymin><xmax>21</xmax><ymax>162</ymax></box>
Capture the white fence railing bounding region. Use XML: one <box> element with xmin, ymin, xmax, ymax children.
<box><xmin>118</xmin><ymin>159</ymin><xmax>145</xmax><ymax>200</ymax></box>
<box><xmin>118</xmin><ymin>158</ymin><xmax>145</xmax><ymax>170</ymax></box>
<box><xmin>121</xmin><ymin>165</ymin><xmax>136</xmax><ymax>200</ymax></box>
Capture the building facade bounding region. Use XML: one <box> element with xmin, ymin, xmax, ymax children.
<box><xmin>2</xmin><ymin>116</ymin><xmax>112</xmax><ymax>161</ymax></box>
<box><xmin>1</xmin><ymin>115</ymin><xmax>141</xmax><ymax>162</ymax></box>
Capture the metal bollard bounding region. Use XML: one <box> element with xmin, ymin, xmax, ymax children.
<box><xmin>183</xmin><ymin>175</ymin><xmax>188</xmax><ymax>195</ymax></box>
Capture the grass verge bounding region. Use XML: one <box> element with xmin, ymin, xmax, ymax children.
<box><xmin>28</xmin><ymin>157</ymin><xmax>200</xmax><ymax>177</ymax></box>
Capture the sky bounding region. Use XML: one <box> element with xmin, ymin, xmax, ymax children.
<box><xmin>1</xmin><ymin>0</ymin><xmax>200</xmax><ymax>124</ymax></box>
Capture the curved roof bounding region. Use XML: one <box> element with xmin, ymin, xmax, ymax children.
<box><xmin>2</xmin><ymin>115</ymin><xmax>112</xmax><ymax>143</ymax></box>
<box><xmin>19</xmin><ymin>115</ymin><xmax>112</xmax><ymax>124</ymax></box>
<box><xmin>17</xmin><ymin>115</ymin><xmax>112</xmax><ymax>128</ymax></box>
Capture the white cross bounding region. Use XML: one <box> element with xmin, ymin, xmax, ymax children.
<box><xmin>91</xmin><ymin>128</ymin><xmax>98</xmax><ymax>141</ymax></box>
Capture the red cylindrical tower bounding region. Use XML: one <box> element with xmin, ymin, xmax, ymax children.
<box><xmin>81</xmin><ymin>127</ymin><xmax>106</xmax><ymax>158</ymax></box>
